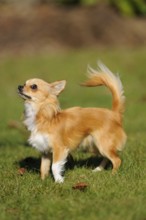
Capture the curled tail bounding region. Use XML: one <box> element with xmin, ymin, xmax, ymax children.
<box><xmin>81</xmin><ymin>61</ymin><xmax>125</xmax><ymax>116</ymax></box>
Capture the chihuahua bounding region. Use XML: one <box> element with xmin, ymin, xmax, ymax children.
<box><xmin>18</xmin><ymin>62</ymin><xmax>127</xmax><ymax>183</ymax></box>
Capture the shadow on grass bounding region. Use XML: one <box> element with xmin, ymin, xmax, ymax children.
<box><xmin>74</xmin><ymin>156</ymin><xmax>111</xmax><ymax>170</ymax></box>
<box><xmin>16</xmin><ymin>154</ymin><xmax>111</xmax><ymax>174</ymax></box>
<box><xmin>17</xmin><ymin>156</ymin><xmax>41</xmax><ymax>173</ymax></box>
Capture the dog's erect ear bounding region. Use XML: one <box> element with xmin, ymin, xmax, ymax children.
<box><xmin>50</xmin><ymin>80</ymin><xmax>66</xmax><ymax>96</ymax></box>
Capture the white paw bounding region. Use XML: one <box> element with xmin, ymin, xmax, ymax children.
<box><xmin>55</xmin><ymin>176</ymin><xmax>64</xmax><ymax>183</ymax></box>
<box><xmin>92</xmin><ymin>166</ymin><xmax>104</xmax><ymax>172</ymax></box>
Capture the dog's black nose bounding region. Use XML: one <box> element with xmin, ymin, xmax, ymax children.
<box><xmin>18</xmin><ymin>85</ymin><xmax>23</xmax><ymax>92</ymax></box>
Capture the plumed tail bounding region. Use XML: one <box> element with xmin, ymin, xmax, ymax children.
<box><xmin>81</xmin><ymin>61</ymin><xmax>125</xmax><ymax>116</ymax></box>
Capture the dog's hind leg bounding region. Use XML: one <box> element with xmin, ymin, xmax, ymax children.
<box><xmin>100</xmin><ymin>148</ymin><xmax>121</xmax><ymax>174</ymax></box>
<box><xmin>107</xmin><ymin>150</ymin><xmax>121</xmax><ymax>174</ymax></box>
<box><xmin>93</xmin><ymin>158</ymin><xmax>109</xmax><ymax>172</ymax></box>
<box><xmin>92</xmin><ymin>133</ymin><xmax>122</xmax><ymax>174</ymax></box>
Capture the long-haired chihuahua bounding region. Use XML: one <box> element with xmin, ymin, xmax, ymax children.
<box><xmin>18</xmin><ymin>62</ymin><xmax>127</xmax><ymax>183</ymax></box>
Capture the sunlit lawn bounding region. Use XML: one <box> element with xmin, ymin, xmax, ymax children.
<box><xmin>0</xmin><ymin>48</ymin><xmax>146</xmax><ymax>220</ymax></box>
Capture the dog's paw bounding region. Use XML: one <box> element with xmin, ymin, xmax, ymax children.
<box><xmin>92</xmin><ymin>166</ymin><xmax>104</xmax><ymax>172</ymax></box>
<box><xmin>55</xmin><ymin>176</ymin><xmax>64</xmax><ymax>183</ymax></box>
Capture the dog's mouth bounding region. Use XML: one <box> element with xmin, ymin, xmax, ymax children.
<box><xmin>18</xmin><ymin>91</ymin><xmax>32</xmax><ymax>100</ymax></box>
<box><xmin>18</xmin><ymin>85</ymin><xmax>32</xmax><ymax>100</ymax></box>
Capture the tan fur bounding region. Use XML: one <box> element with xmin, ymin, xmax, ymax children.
<box><xmin>18</xmin><ymin>62</ymin><xmax>127</xmax><ymax>182</ymax></box>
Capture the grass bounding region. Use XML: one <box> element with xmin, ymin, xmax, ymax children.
<box><xmin>0</xmin><ymin>47</ymin><xmax>146</xmax><ymax>220</ymax></box>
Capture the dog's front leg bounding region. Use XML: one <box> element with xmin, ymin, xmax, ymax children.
<box><xmin>40</xmin><ymin>152</ymin><xmax>52</xmax><ymax>180</ymax></box>
<box><xmin>52</xmin><ymin>148</ymin><xmax>68</xmax><ymax>183</ymax></box>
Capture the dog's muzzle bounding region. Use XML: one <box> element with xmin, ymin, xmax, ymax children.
<box><xmin>18</xmin><ymin>85</ymin><xmax>24</xmax><ymax>93</ymax></box>
<box><xmin>18</xmin><ymin>85</ymin><xmax>31</xmax><ymax>99</ymax></box>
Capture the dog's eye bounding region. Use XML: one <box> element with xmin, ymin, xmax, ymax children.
<box><xmin>30</xmin><ymin>84</ymin><xmax>37</xmax><ymax>90</ymax></box>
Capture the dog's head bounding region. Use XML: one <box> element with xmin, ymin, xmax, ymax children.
<box><xmin>18</xmin><ymin>78</ymin><xmax>66</xmax><ymax>102</ymax></box>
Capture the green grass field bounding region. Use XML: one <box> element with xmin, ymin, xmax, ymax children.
<box><xmin>0</xmin><ymin>48</ymin><xmax>146</xmax><ymax>220</ymax></box>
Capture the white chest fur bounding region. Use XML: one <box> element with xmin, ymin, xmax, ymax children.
<box><xmin>24</xmin><ymin>102</ymin><xmax>52</xmax><ymax>153</ymax></box>
<box><xmin>24</xmin><ymin>102</ymin><xmax>36</xmax><ymax>131</ymax></box>
<box><xmin>29</xmin><ymin>132</ymin><xmax>52</xmax><ymax>153</ymax></box>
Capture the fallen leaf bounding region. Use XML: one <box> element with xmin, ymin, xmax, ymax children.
<box><xmin>18</xmin><ymin>168</ymin><xmax>26</xmax><ymax>175</ymax></box>
<box><xmin>72</xmin><ymin>182</ymin><xmax>88</xmax><ymax>191</ymax></box>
